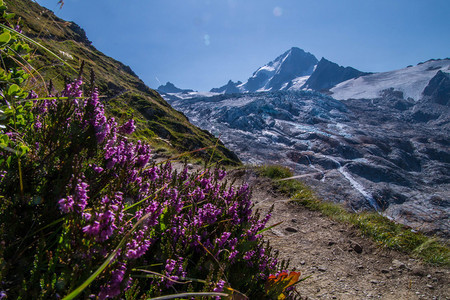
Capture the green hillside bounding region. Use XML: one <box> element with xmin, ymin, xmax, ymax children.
<box><xmin>7</xmin><ymin>0</ymin><xmax>239</xmax><ymax>165</ymax></box>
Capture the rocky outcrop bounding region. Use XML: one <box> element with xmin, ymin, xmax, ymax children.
<box><xmin>210</xmin><ymin>80</ymin><xmax>242</xmax><ymax>94</ymax></box>
<box><xmin>422</xmin><ymin>71</ymin><xmax>450</xmax><ymax>105</ymax></box>
<box><xmin>407</xmin><ymin>71</ymin><xmax>450</xmax><ymax>127</ymax></box>
<box><xmin>302</xmin><ymin>58</ymin><xmax>368</xmax><ymax>91</ymax></box>
<box><xmin>157</xmin><ymin>82</ymin><xmax>194</xmax><ymax>94</ymax></box>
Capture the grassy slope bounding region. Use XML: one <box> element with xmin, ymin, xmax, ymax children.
<box><xmin>8</xmin><ymin>0</ymin><xmax>240</xmax><ymax>165</ymax></box>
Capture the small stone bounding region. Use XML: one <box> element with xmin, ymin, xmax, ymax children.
<box><xmin>300</xmin><ymin>260</ymin><xmax>306</xmax><ymax>265</ymax></box>
<box><xmin>285</xmin><ymin>227</ymin><xmax>298</xmax><ymax>233</ymax></box>
<box><xmin>381</xmin><ymin>269</ymin><xmax>389</xmax><ymax>274</ymax></box>
<box><xmin>318</xmin><ymin>266</ymin><xmax>328</xmax><ymax>272</ymax></box>
<box><xmin>357</xmin><ymin>265</ymin><xmax>364</xmax><ymax>269</ymax></box>
<box><xmin>291</xmin><ymin>218</ymin><xmax>297</xmax><ymax>223</ymax></box>
<box><xmin>427</xmin><ymin>274</ymin><xmax>432</xmax><ymax>279</ymax></box>
<box><xmin>349</xmin><ymin>241</ymin><xmax>363</xmax><ymax>253</ymax></box>
<box><xmin>427</xmin><ymin>284</ymin><xmax>434</xmax><ymax>289</ymax></box>
<box><xmin>370</xmin><ymin>280</ymin><xmax>378</xmax><ymax>284</ymax></box>
<box><xmin>392</xmin><ymin>259</ymin><xmax>407</xmax><ymax>269</ymax></box>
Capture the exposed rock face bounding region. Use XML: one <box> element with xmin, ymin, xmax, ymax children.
<box><xmin>210</xmin><ymin>80</ymin><xmax>242</xmax><ymax>94</ymax></box>
<box><xmin>422</xmin><ymin>71</ymin><xmax>450</xmax><ymax>106</ymax></box>
<box><xmin>407</xmin><ymin>71</ymin><xmax>450</xmax><ymax>127</ymax></box>
<box><xmin>157</xmin><ymin>82</ymin><xmax>194</xmax><ymax>94</ymax></box>
<box><xmin>166</xmin><ymin>88</ymin><xmax>450</xmax><ymax>237</ymax></box>
<box><xmin>236</xmin><ymin>47</ymin><xmax>318</xmax><ymax>92</ymax></box>
<box><xmin>302</xmin><ymin>58</ymin><xmax>368</xmax><ymax>91</ymax></box>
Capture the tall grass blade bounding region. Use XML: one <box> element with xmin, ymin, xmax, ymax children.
<box><xmin>0</xmin><ymin>23</ymin><xmax>78</xmax><ymax>74</ymax></box>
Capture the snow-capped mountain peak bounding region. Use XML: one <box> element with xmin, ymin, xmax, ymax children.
<box><xmin>240</xmin><ymin>47</ymin><xmax>318</xmax><ymax>92</ymax></box>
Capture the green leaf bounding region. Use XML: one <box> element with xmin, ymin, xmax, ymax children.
<box><xmin>7</xmin><ymin>84</ymin><xmax>19</xmax><ymax>95</ymax></box>
<box><xmin>0</xmin><ymin>31</ymin><xmax>10</xmax><ymax>44</ymax></box>
<box><xmin>18</xmin><ymin>144</ymin><xmax>29</xmax><ymax>157</ymax></box>
<box><xmin>3</xmin><ymin>12</ymin><xmax>14</xmax><ymax>19</ymax></box>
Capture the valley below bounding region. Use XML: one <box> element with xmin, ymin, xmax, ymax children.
<box><xmin>164</xmin><ymin>84</ymin><xmax>450</xmax><ymax>237</ymax></box>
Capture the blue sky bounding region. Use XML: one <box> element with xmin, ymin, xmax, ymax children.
<box><xmin>36</xmin><ymin>0</ymin><xmax>450</xmax><ymax>91</ymax></box>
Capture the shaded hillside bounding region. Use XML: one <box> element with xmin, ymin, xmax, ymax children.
<box><xmin>7</xmin><ymin>0</ymin><xmax>239</xmax><ymax>165</ymax></box>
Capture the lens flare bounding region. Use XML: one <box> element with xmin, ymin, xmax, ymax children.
<box><xmin>273</xmin><ymin>6</ymin><xmax>283</xmax><ymax>17</ymax></box>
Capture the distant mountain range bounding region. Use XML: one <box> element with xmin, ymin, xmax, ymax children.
<box><xmin>160</xmin><ymin>48</ymin><xmax>450</xmax><ymax>237</ymax></box>
<box><xmin>159</xmin><ymin>47</ymin><xmax>449</xmax><ymax>103</ymax></box>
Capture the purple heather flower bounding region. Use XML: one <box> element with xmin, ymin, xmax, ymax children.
<box><xmin>58</xmin><ymin>196</ymin><xmax>74</xmax><ymax>213</ymax></box>
<box><xmin>74</xmin><ymin>180</ymin><xmax>89</xmax><ymax>211</ymax></box>
<box><xmin>163</xmin><ymin>257</ymin><xmax>186</xmax><ymax>287</ymax></box>
<box><xmin>228</xmin><ymin>250</ymin><xmax>238</xmax><ymax>262</ymax></box>
<box><xmin>144</xmin><ymin>167</ymin><xmax>159</xmax><ymax>181</ymax></box>
<box><xmin>82</xmin><ymin>212</ymin><xmax>92</xmax><ymax>221</ymax></box>
<box><xmin>215</xmin><ymin>168</ymin><xmax>227</xmax><ymax>181</ymax></box>
<box><xmin>26</xmin><ymin>90</ymin><xmax>38</xmax><ymax>99</ymax></box>
<box><xmin>119</xmin><ymin>119</ymin><xmax>136</xmax><ymax>135</ymax></box>
<box><xmin>92</xmin><ymin>164</ymin><xmax>103</xmax><ymax>173</ymax></box>
<box><xmin>82</xmin><ymin>221</ymin><xmax>100</xmax><ymax>236</ymax></box>
<box><xmin>215</xmin><ymin>232</ymin><xmax>231</xmax><ymax>248</ymax></box>
<box><xmin>244</xmin><ymin>250</ymin><xmax>255</xmax><ymax>261</ymax></box>
<box><xmin>165</xmin><ymin>259</ymin><xmax>176</xmax><ymax>274</ymax></box>
<box><xmin>98</xmin><ymin>262</ymin><xmax>128</xmax><ymax>299</ymax></box>
<box><xmin>213</xmin><ymin>279</ymin><xmax>226</xmax><ymax>299</ymax></box>
<box><xmin>197</xmin><ymin>203</ymin><xmax>221</xmax><ymax>225</ymax></box>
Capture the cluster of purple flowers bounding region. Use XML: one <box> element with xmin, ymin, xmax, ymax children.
<box><xmin>213</xmin><ymin>279</ymin><xmax>226</xmax><ymax>299</ymax></box>
<box><xmin>4</xmin><ymin>78</ymin><xmax>284</xmax><ymax>298</ymax></box>
<box><xmin>58</xmin><ymin>176</ymin><xmax>89</xmax><ymax>213</ymax></box>
<box><xmin>163</xmin><ymin>256</ymin><xmax>186</xmax><ymax>287</ymax></box>
<box><xmin>98</xmin><ymin>261</ymin><xmax>130</xmax><ymax>299</ymax></box>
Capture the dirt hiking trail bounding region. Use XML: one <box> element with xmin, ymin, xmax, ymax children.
<box><xmin>231</xmin><ymin>169</ymin><xmax>449</xmax><ymax>300</ymax></box>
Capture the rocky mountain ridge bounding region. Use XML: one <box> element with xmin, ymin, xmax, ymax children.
<box><xmin>163</xmin><ymin>48</ymin><xmax>449</xmax><ymax>102</ymax></box>
<box><xmin>157</xmin><ymin>82</ymin><xmax>195</xmax><ymax>94</ymax></box>
<box><xmin>206</xmin><ymin>47</ymin><xmax>368</xmax><ymax>95</ymax></box>
<box><xmin>165</xmin><ymin>64</ymin><xmax>450</xmax><ymax>236</ymax></box>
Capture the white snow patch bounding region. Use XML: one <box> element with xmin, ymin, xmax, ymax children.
<box><xmin>287</xmin><ymin>75</ymin><xmax>310</xmax><ymax>91</ymax></box>
<box><xmin>330</xmin><ymin>59</ymin><xmax>450</xmax><ymax>101</ymax></box>
<box><xmin>167</xmin><ymin>91</ymin><xmax>221</xmax><ymax>100</ymax></box>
